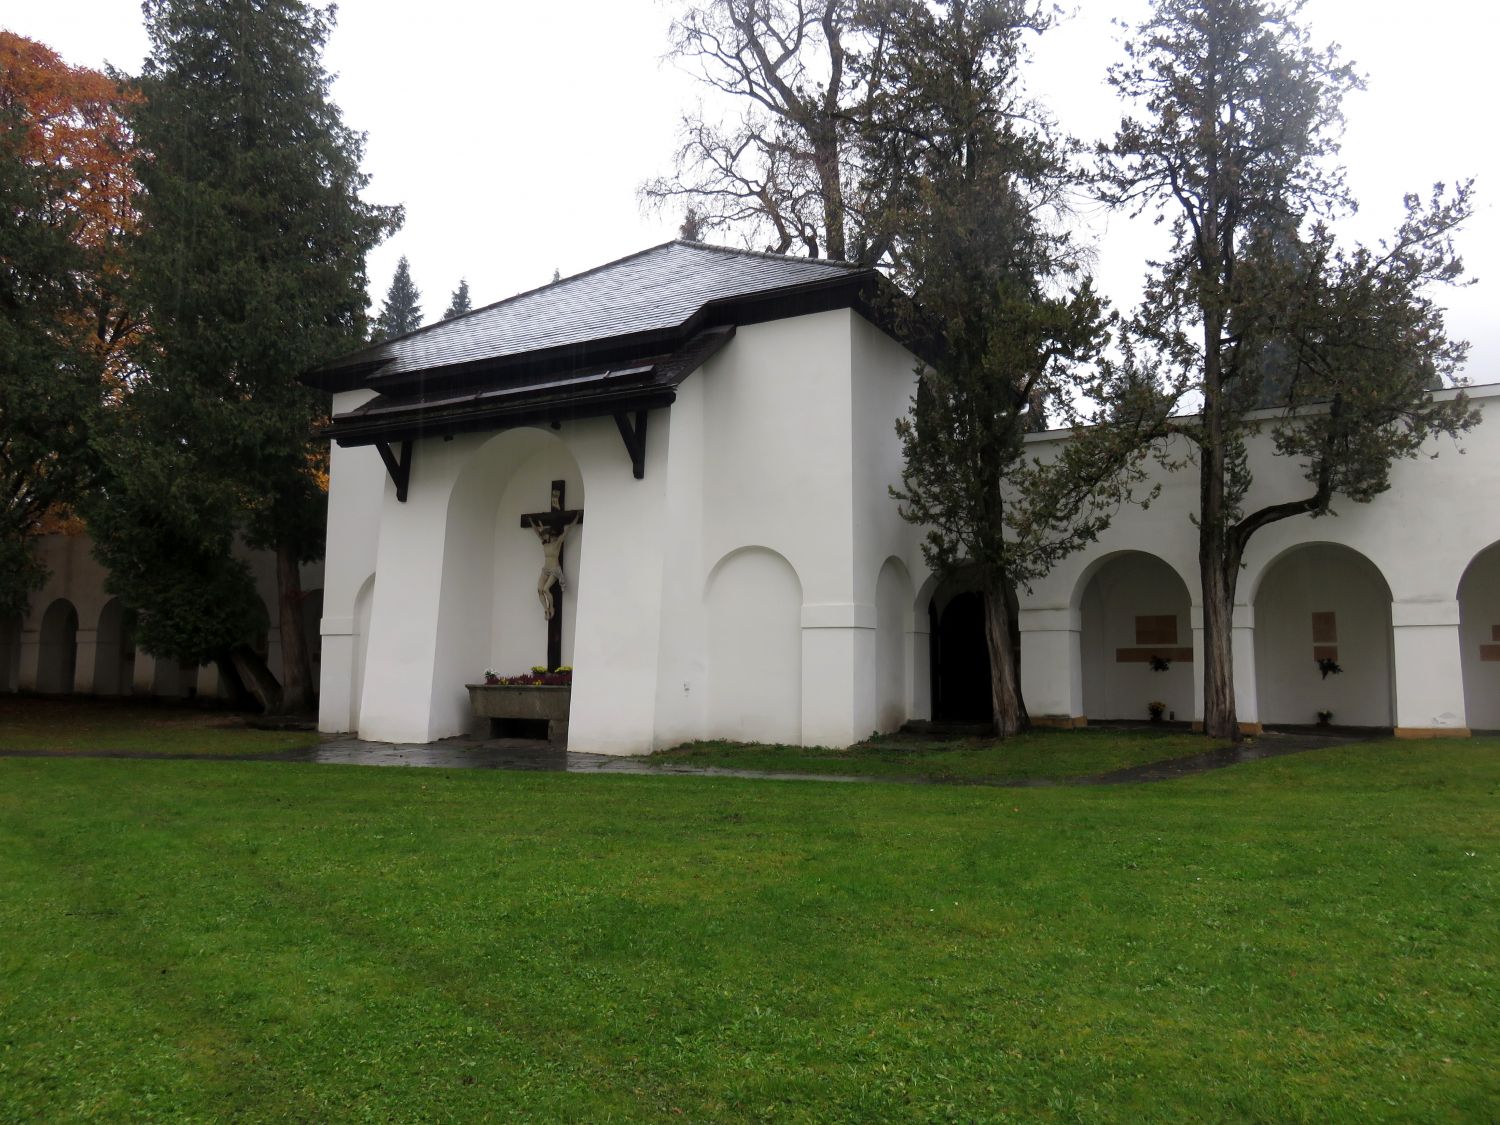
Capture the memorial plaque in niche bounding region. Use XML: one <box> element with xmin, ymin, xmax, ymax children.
<box><xmin>1135</xmin><ymin>614</ymin><xmax>1179</xmax><ymax>646</ymax></box>
<box><xmin>1311</xmin><ymin>611</ymin><xmax>1338</xmax><ymax>644</ymax></box>
<box><xmin>1482</xmin><ymin>624</ymin><xmax>1500</xmax><ymax>661</ymax></box>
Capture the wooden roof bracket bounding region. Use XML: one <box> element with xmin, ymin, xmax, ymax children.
<box><xmin>613</xmin><ymin>410</ymin><xmax>648</xmax><ymax>479</ymax></box>
<box><xmin>375</xmin><ymin>439</ymin><xmax>413</xmax><ymax>502</ymax></box>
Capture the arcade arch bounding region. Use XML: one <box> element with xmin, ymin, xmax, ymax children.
<box><xmin>1459</xmin><ymin>541</ymin><xmax>1500</xmax><ymax>731</ymax></box>
<box><xmin>36</xmin><ymin>598</ymin><xmax>79</xmax><ymax>695</ymax></box>
<box><xmin>1253</xmin><ymin>543</ymin><xmax>1394</xmax><ymax>727</ymax></box>
<box><xmin>1077</xmin><ymin>552</ymin><xmax>1194</xmax><ymax>723</ymax></box>
<box><xmin>91</xmin><ymin>598</ymin><xmax>137</xmax><ymax>696</ymax></box>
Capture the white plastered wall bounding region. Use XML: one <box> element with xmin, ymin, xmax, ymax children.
<box><xmin>1019</xmin><ymin>385</ymin><xmax>1500</xmax><ymax>733</ymax></box>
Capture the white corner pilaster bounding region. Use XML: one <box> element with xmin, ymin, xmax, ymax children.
<box><xmin>1019</xmin><ymin>607</ymin><xmax>1083</xmax><ymax>725</ymax></box>
<box><xmin>17</xmin><ymin>629</ymin><xmax>40</xmax><ymax>692</ymax></box>
<box><xmin>1190</xmin><ymin>606</ymin><xmax>1205</xmax><ymax>723</ymax></box>
<box><xmin>800</xmin><ymin>602</ymin><xmax>877</xmax><ymax>747</ymax></box>
<box><xmin>909</xmin><ymin>614</ymin><xmax>931</xmax><ymax>721</ymax></box>
<box><xmin>1231</xmin><ymin>604</ymin><xmax>1258</xmax><ymax>726</ymax></box>
<box><xmin>1391</xmin><ymin>599</ymin><xmax>1470</xmax><ymax>737</ymax></box>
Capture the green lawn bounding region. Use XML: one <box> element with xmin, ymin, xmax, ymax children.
<box><xmin>646</xmin><ymin>726</ymin><xmax>1229</xmax><ymax>780</ymax></box>
<box><xmin>1</xmin><ymin>738</ymin><xmax>1497</xmax><ymax>1120</ymax></box>
<box><xmin>0</xmin><ymin>696</ymin><xmax>319</xmax><ymax>756</ymax></box>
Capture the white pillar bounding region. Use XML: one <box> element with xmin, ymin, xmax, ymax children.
<box><xmin>1231</xmin><ymin>604</ymin><xmax>1259</xmax><ymax>730</ymax></box>
<box><xmin>909</xmin><ymin>615</ymin><xmax>932</xmax><ymax>721</ymax></box>
<box><xmin>195</xmin><ymin>663</ymin><xmax>219</xmax><ymax>699</ymax></box>
<box><xmin>18</xmin><ymin>628</ymin><xmax>41</xmax><ymax>691</ymax></box>
<box><xmin>1019</xmin><ymin>607</ymin><xmax>1084</xmax><ymax>726</ymax></box>
<box><xmin>800</xmin><ymin>603</ymin><xmax>877</xmax><ymax>747</ymax></box>
<box><xmin>1190</xmin><ymin>606</ymin><xmax>1205</xmax><ymax>724</ymax></box>
<box><xmin>1392</xmin><ymin>599</ymin><xmax>1470</xmax><ymax>737</ymax></box>
<box><xmin>132</xmin><ymin>651</ymin><xmax>159</xmax><ymax>695</ymax></box>
<box><xmin>318</xmin><ymin>617</ymin><xmax>356</xmax><ymax>733</ymax></box>
<box><xmin>73</xmin><ymin>628</ymin><xmax>99</xmax><ymax>695</ymax></box>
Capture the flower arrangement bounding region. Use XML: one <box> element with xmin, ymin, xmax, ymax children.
<box><xmin>1147</xmin><ymin>700</ymin><xmax>1166</xmax><ymax>721</ymax></box>
<box><xmin>1148</xmin><ymin>654</ymin><xmax>1172</xmax><ymax>672</ymax></box>
<box><xmin>1317</xmin><ymin>657</ymin><xmax>1343</xmax><ymax>679</ymax></box>
<box><xmin>1316</xmin><ymin>709</ymin><xmax>1333</xmax><ymax>726</ymax></box>
<box><xmin>481</xmin><ymin>666</ymin><xmax>573</xmax><ymax>686</ymax></box>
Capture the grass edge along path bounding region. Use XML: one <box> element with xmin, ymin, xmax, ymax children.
<box><xmin>1</xmin><ymin>738</ymin><xmax>1496</xmax><ymax>1121</ymax></box>
<box><xmin>644</xmin><ymin>726</ymin><xmax>1236</xmax><ymax>782</ymax></box>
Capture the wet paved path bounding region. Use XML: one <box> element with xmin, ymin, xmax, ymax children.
<box><xmin>0</xmin><ymin>728</ymin><xmax>1373</xmax><ymax>786</ymax></box>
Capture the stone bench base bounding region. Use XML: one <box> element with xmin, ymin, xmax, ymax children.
<box><xmin>466</xmin><ymin>684</ymin><xmax>571</xmax><ymax>745</ymax></box>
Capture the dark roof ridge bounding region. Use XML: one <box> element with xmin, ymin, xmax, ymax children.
<box><xmin>672</xmin><ymin>239</ymin><xmax>866</xmax><ymax>271</ymax></box>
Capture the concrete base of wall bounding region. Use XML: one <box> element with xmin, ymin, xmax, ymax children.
<box><xmin>1394</xmin><ymin>726</ymin><xmax>1471</xmax><ymax>739</ymax></box>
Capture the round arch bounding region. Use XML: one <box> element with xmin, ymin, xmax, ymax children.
<box><xmin>704</xmin><ymin>545</ymin><xmax>803</xmax><ymax>744</ymax></box>
<box><xmin>92</xmin><ymin>598</ymin><xmax>137</xmax><ymax>696</ymax></box>
<box><xmin>1078</xmin><ymin>551</ymin><xmax>1195</xmax><ymax>723</ymax></box>
<box><xmin>1458</xmin><ymin>540</ymin><xmax>1500</xmax><ymax>731</ymax></box>
<box><xmin>1252</xmin><ymin>542</ymin><xmax>1394</xmax><ymax>727</ymax></box>
<box><xmin>429</xmin><ymin>427</ymin><xmax>587</xmax><ymax>734</ymax></box>
<box><xmin>36</xmin><ymin>598</ymin><xmax>79</xmax><ymax>695</ymax></box>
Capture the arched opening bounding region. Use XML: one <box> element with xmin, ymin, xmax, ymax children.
<box><xmin>929</xmin><ymin>574</ymin><xmax>991</xmax><ymax>722</ymax></box>
<box><xmin>1253</xmin><ymin>543</ymin><xmax>1394</xmax><ymax>727</ymax></box>
<box><xmin>37</xmin><ymin>598</ymin><xmax>79</xmax><ymax>695</ymax></box>
<box><xmin>874</xmin><ymin>557</ymin><xmax>914</xmax><ymax>732</ymax></box>
<box><xmin>1459</xmin><ymin>541</ymin><xmax>1500</xmax><ymax>731</ymax></box>
<box><xmin>705</xmin><ymin>547</ymin><xmax>802</xmax><ymax>744</ymax></box>
<box><xmin>1078</xmin><ymin>552</ymin><xmax>1194</xmax><ymax>722</ymax></box>
<box><xmin>424</xmin><ymin>427</ymin><xmax>586</xmax><ymax>739</ymax></box>
<box><xmin>92</xmin><ymin>598</ymin><xmax>137</xmax><ymax>696</ymax></box>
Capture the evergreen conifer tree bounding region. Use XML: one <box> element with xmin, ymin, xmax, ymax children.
<box><xmin>373</xmin><ymin>256</ymin><xmax>421</xmax><ymax>339</ymax></box>
<box><xmin>92</xmin><ymin>0</ymin><xmax>401</xmax><ymax>712</ymax></box>
<box><xmin>442</xmin><ymin>278</ymin><xmax>471</xmax><ymax>320</ymax></box>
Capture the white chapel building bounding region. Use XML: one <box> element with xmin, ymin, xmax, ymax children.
<box><xmin>308</xmin><ymin>240</ymin><xmax>1500</xmax><ymax>751</ymax></box>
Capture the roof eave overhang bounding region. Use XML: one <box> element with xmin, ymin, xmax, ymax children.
<box><xmin>302</xmin><ymin>268</ymin><xmax>892</xmax><ymax>397</ymax></box>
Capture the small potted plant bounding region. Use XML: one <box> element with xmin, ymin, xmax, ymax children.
<box><xmin>1317</xmin><ymin>657</ymin><xmax>1342</xmax><ymax>679</ymax></box>
<box><xmin>1147</xmin><ymin>700</ymin><xmax>1166</xmax><ymax>723</ymax></box>
<box><xmin>1316</xmin><ymin>709</ymin><xmax>1333</xmax><ymax>727</ymax></box>
<box><xmin>483</xmin><ymin>667</ymin><xmax>501</xmax><ymax>685</ymax></box>
<box><xmin>1148</xmin><ymin>654</ymin><xmax>1171</xmax><ymax>672</ymax></box>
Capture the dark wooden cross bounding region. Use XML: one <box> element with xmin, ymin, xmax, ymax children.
<box><xmin>519</xmin><ymin>479</ymin><xmax>583</xmax><ymax>672</ymax></box>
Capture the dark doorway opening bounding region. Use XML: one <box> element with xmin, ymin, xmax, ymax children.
<box><xmin>933</xmin><ymin>591</ymin><xmax>991</xmax><ymax>721</ymax></box>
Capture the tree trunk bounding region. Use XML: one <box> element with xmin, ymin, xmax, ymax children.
<box><xmin>274</xmin><ymin>542</ymin><xmax>315</xmax><ymax>715</ymax></box>
<box><xmin>1199</xmin><ymin>550</ymin><xmax>1239</xmax><ymax>740</ymax></box>
<box><xmin>228</xmin><ymin>642</ymin><xmax>283</xmax><ymax>714</ymax></box>
<box><xmin>211</xmin><ymin>648</ymin><xmax>257</xmax><ymax>711</ymax></box>
<box><xmin>982</xmin><ymin>576</ymin><xmax>1027</xmax><ymax>738</ymax></box>
<box><xmin>1198</xmin><ymin>350</ymin><xmax>1240</xmax><ymax>741</ymax></box>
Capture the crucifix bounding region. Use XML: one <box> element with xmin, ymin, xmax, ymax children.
<box><xmin>519</xmin><ymin>479</ymin><xmax>583</xmax><ymax>672</ymax></box>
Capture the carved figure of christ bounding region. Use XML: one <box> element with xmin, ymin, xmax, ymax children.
<box><xmin>519</xmin><ymin>479</ymin><xmax>583</xmax><ymax>671</ymax></box>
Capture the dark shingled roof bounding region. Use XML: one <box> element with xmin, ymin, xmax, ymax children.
<box><xmin>308</xmin><ymin>240</ymin><xmax>873</xmax><ymax>392</ymax></box>
<box><xmin>310</xmin><ymin>240</ymin><xmax>906</xmax><ymax>461</ymax></box>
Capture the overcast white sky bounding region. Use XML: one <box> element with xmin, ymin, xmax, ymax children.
<box><xmin>9</xmin><ymin>0</ymin><xmax>1498</xmax><ymax>380</ymax></box>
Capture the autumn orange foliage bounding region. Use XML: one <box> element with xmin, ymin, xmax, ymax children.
<box><xmin>0</xmin><ymin>31</ymin><xmax>142</xmax><ymax>375</ymax></box>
